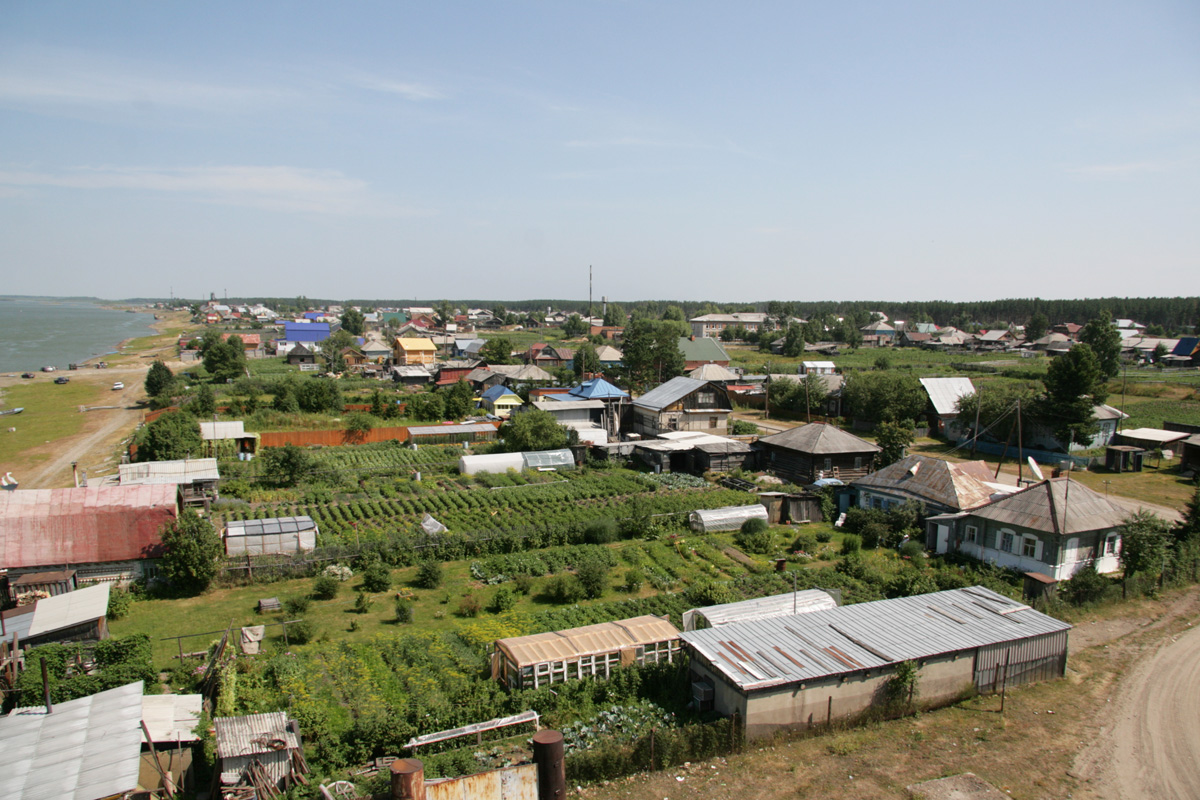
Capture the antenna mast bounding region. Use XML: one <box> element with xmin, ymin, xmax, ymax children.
<box><xmin>588</xmin><ymin>265</ymin><xmax>593</xmax><ymax>321</ymax></box>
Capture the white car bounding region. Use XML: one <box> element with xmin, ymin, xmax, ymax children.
<box><xmin>112</xmin><ymin>382</ymin><xmax>124</xmax><ymax>390</ymax></box>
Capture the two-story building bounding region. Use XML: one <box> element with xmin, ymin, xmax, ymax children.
<box><xmin>631</xmin><ymin>377</ymin><xmax>732</xmax><ymax>437</ymax></box>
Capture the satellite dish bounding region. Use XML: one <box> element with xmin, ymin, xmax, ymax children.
<box><xmin>1027</xmin><ymin>457</ymin><xmax>1045</xmax><ymax>481</ymax></box>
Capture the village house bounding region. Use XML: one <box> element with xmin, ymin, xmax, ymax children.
<box><xmin>393</xmin><ymin>336</ymin><xmax>439</xmax><ymax>366</ymax></box>
<box><xmin>688</xmin><ymin>312</ymin><xmax>768</xmax><ymax>339</ymax></box>
<box><xmin>756</xmin><ymin>423</ymin><xmax>880</xmax><ymax>485</ymax></box>
<box><xmin>631</xmin><ymin>377</ymin><xmax>732</xmax><ymax>437</ymax></box>
<box><xmin>480</xmin><ymin>385</ymin><xmax>524</xmax><ymax>418</ymax></box>
<box><xmin>677</xmin><ymin>336</ymin><xmax>731</xmax><ymax>369</ymax></box>
<box><xmin>850</xmin><ymin>454</ymin><xmax>1009</xmax><ymax>516</ymax></box>
<box><xmin>925</xmin><ymin>477</ymin><xmax>1127</xmax><ymax>579</ymax></box>
<box><xmin>919</xmin><ymin>376</ymin><xmax>976</xmax><ymax>439</ymax></box>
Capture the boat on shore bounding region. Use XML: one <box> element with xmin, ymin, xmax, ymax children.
<box><xmin>0</xmin><ymin>407</ymin><xmax>23</xmax><ymax>416</ymax></box>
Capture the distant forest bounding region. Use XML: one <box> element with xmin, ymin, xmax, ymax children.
<box><xmin>131</xmin><ymin>295</ymin><xmax>1200</xmax><ymax>334</ymax></box>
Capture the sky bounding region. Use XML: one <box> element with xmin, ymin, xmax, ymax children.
<box><xmin>0</xmin><ymin>1</ymin><xmax>1197</xmax><ymax>304</ymax></box>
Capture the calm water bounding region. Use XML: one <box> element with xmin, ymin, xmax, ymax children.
<box><xmin>0</xmin><ymin>298</ymin><xmax>158</xmax><ymax>373</ymax></box>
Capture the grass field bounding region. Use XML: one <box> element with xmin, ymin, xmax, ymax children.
<box><xmin>0</xmin><ymin>379</ymin><xmax>106</xmax><ymax>469</ymax></box>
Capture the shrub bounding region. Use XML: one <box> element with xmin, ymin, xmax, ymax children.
<box><xmin>394</xmin><ymin>597</ymin><xmax>414</xmax><ymax>623</ymax></box>
<box><xmin>312</xmin><ymin>575</ymin><xmax>339</xmax><ymax>600</ymax></box>
<box><xmin>287</xmin><ymin>619</ymin><xmax>315</xmax><ymax>644</ymax></box>
<box><xmin>354</xmin><ymin>592</ymin><xmax>373</xmax><ymax>614</ymax></box>
<box><xmin>815</xmin><ymin>530</ymin><xmax>833</xmax><ymax>543</ymax></box>
<box><xmin>361</xmin><ymin>562</ymin><xmax>392</xmax><ymax>593</ymax></box>
<box><xmin>730</xmin><ymin>419</ymin><xmax>760</xmax><ymax>435</ymax></box>
<box><xmin>456</xmin><ymin>593</ymin><xmax>482</xmax><ymax>617</ymax></box>
<box><xmin>107</xmin><ymin>588</ymin><xmax>133</xmax><ymax>620</ymax></box>
<box><xmin>623</xmin><ymin>568</ymin><xmax>643</xmax><ymax>593</ymax></box>
<box><xmin>840</xmin><ymin>534</ymin><xmax>862</xmax><ymax>554</ymax></box>
<box><xmin>792</xmin><ymin>532</ymin><xmax>818</xmax><ymax>553</ymax></box>
<box><xmin>576</xmin><ymin>560</ymin><xmax>608</xmax><ymax>600</ymax></box>
<box><xmin>899</xmin><ymin>540</ymin><xmax>925</xmax><ymax>560</ymax></box>
<box><xmin>513</xmin><ymin>574</ymin><xmax>536</xmax><ymax>595</ymax></box>
<box><xmin>735</xmin><ymin>518</ymin><xmax>773</xmax><ymax>554</ymax></box>
<box><xmin>284</xmin><ymin>596</ymin><xmax>311</xmax><ymax>615</ymax></box>
<box><xmin>860</xmin><ymin>522</ymin><xmax>890</xmax><ymax>549</ymax></box>
<box><xmin>546</xmin><ymin>574</ymin><xmax>585</xmax><ymax>604</ymax></box>
<box><xmin>490</xmin><ymin>586</ymin><xmax>518</xmax><ymax>613</ymax></box>
<box><xmin>1061</xmin><ymin>562</ymin><xmax>1111</xmax><ymax>606</ymax></box>
<box><xmin>414</xmin><ymin>561</ymin><xmax>444</xmax><ymax>589</ymax></box>
<box><xmin>583</xmin><ymin>518</ymin><xmax>619</xmax><ymax>545</ymax></box>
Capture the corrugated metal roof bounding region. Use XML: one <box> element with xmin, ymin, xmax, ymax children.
<box><xmin>0</xmin><ymin>485</ymin><xmax>177</xmax><ymax>570</ymax></box>
<box><xmin>634</xmin><ymin>376</ymin><xmax>711</xmax><ymax>411</ymax></box>
<box><xmin>119</xmin><ymin>457</ymin><xmax>220</xmax><ymax>485</ymax></box>
<box><xmin>481</xmin><ymin>385</ymin><xmax>519</xmax><ymax>401</ymax></box>
<box><xmin>689</xmin><ymin>363</ymin><xmax>739</xmax><ymax>381</ymax></box>
<box><xmin>968</xmin><ymin>477</ymin><xmax>1126</xmax><ymax>535</ymax></box>
<box><xmin>215</xmin><ymin>711</ymin><xmax>300</xmax><ymax>759</ymax></box>
<box><xmin>226</xmin><ymin>516</ymin><xmax>317</xmax><ymax>538</ymax></box>
<box><xmin>408</xmin><ymin>423</ymin><xmax>497</xmax><ymax>436</ymax></box>
<box><xmin>142</xmin><ymin>693</ymin><xmax>203</xmax><ymax>743</ymax></box>
<box><xmin>496</xmin><ymin>615</ymin><xmax>680</xmax><ymax>667</ymax></box>
<box><xmin>199</xmin><ymin>420</ymin><xmax>247</xmax><ymax>440</ymax></box>
<box><xmin>0</xmin><ymin>681</ymin><xmax>145</xmax><ymax>800</ymax></box>
<box><xmin>396</xmin><ymin>337</ymin><xmax>438</xmax><ymax>351</ymax></box>
<box><xmin>759</xmin><ymin>423</ymin><xmax>881</xmax><ymax>455</ymax></box>
<box><xmin>0</xmin><ymin>605</ymin><xmax>34</xmax><ymax>642</ymax></box>
<box><xmin>677</xmin><ymin>337</ymin><xmax>731</xmax><ymax>363</ymax></box>
<box><xmin>533</xmin><ymin>399</ymin><xmax>605</xmax><ymax>411</ymax></box>
<box><xmin>681</xmin><ymin>587</ymin><xmax>1070</xmax><ymax>691</ymax></box>
<box><xmin>25</xmin><ymin>583</ymin><xmax>110</xmax><ymax>638</ymax></box>
<box><xmin>683</xmin><ymin>590</ymin><xmax>837</xmax><ymax>630</ymax></box>
<box><xmin>919</xmin><ymin>377</ymin><xmax>976</xmax><ymax>417</ymax></box>
<box><xmin>569</xmin><ymin>377</ymin><xmax>628</xmax><ymax>400</ymax></box>
<box><xmin>851</xmin><ymin>455</ymin><xmax>997</xmax><ymax>512</ymax></box>
<box><xmin>1116</xmin><ymin>428</ymin><xmax>1190</xmax><ymax>445</ymax></box>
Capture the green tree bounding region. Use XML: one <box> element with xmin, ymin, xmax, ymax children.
<box><xmin>1039</xmin><ymin>343</ymin><xmax>1105</xmax><ymax>448</ymax></box>
<box><xmin>259</xmin><ymin>444</ymin><xmax>314</xmax><ymax>486</ymax></box>
<box><xmin>414</xmin><ymin>560</ymin><xmax>443</xmax><ymax>589</ymax></box>
<box><xmin>160</xmin><ymin>509</ymin><xmax>223</xmax><ymax>594</ymax></box>
<box><xmin>955</xmin><ymin>382</ymin><xmax>1041</xmax><ymax>446</ymax></box>
<box><xmin>145</xmin><ymin>361</ymin><xmax>174</xmax><ymax>397</ymax></box>
<box><xmin>875</xmin><ymin>420</ymin><xmax>915</xmax><ymax>467</ymax></box>
<box><xmin>1120</xmin><ymin>510</ymin><xmax>1171</xmax><ymax>579</ymax></box>
<box><xmin>622</xmin><ymin>319</ymin><xmax>685</xmax><ymax>391</ymax></box>
<box><xmin>842</xmin><ymin>371</ymin><xmax>926</xmax><ymax>425</ymax></box>
<box><xmin>340</xmin><ymin>308</ymin><xmax>365</xmax><ymax>336</ymax></box>
<box><xmin>603</xmin><ymin>303</ymin><xmax>626</xmax><ymax>328</ymax></box>
<box><xmin>406</xmin><ymin>391</ymin><xmax>445</xmax><ymax>421</ymax></box>
<box><xmin>272</xmin><ymin>381</ymin><xmax>300</xmax><ymax>413</ymax></box>
<box><xmin>503</xmin><ymin>408</ymin><xmax>569</xmax><ymax>451</ymax></box>
<box><xmin>296</xmin><ymin>377</ymin><xmax>344</xmax><ymax>413</ymax></box>
<box><xmin>370</xmin><ymin>389</ymin><xmax>386</xmax><ymax>417</ymax></box>
<box><xmin>1152</xmin><ymin>342</ymin><xmax>1168</xmax><ymax>363</ymax></box>
<box><xmin>1173</xmin><ymin>483</ymin><xmax>1200</xmax><ymax>546</ymax></box>
<box><xmin>1024</xmin><ymin>311</ymin><xmax>1049</xmax><ymax>341</ymax></box>
<box><xmin>191</xmin><ymin>383</ymin><xmax>217</xmax><ymax>417</ymax></box>
<box><xmin>136</xmin><ymin>411</ymin><xmax>203</xmax><ymax>462</ymax></box>
<box><xmin>434</xmin><ymin>301</ymin><xmax>455</xmax><ymax>329</ymax></box>
<box><xmin>801</xmin><ymin>372</ymin><xmax>829</xmax><ymax>416</ymax></box>
<box><xmin>735</xmin><ymin>517</ymin><xmax>774</xmax><ymax>554</ymax></box>
<box><xmin>479</xmin><ymin>337</ymin><xmax>514</xmax><ymax>365</ymax></box>
<box><xmin>202</xmin><ymin>338</ymin><xmax>246</xmax><ymax>382</ymax></box>
<box><xmin>573</xmin><ymin>341</ymin><xmax>602</xmax><ymax>379</ymax></box>
<box><xmin>442</xmin><ymin>379</ymin><xmax>475</xmax><ymax>419</ymax></box>
<box><xmin>562</xmin><ymin>314</ymin><xmax>588</xmax><ymax>338</ymax></box>
<box><xmin>781</xmin><ymin>324</ymin><xmax>805</xmax><ymax>357</ymax></box>
<box><xmin>344</xmin><ymin>412</ymin><xmax>374</xmax><ymax>443</ymax></box>
<box><xmin>576</xmin><ymin>559</ymin><xmax>608</xmax><ymax>599</ymax></box>
<box><xmin>1079</xmin><ymin>311</ymin><xmax>1123</xmax><ymax>380</ymax></box>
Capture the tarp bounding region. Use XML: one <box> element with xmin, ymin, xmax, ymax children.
<box><xmin>421</xmin><ymin>514</ymin><xmax>448</xmax><ymax>535</ymax></box>
<box><xmin>240</xmin><ymin>626</ymin><xmax>266</xmax><ymax>655</ymax></box>
<box><xmin>688</xmin><ymin>504</ymin><xmax>769</xmax><ymax>533</ymax></box>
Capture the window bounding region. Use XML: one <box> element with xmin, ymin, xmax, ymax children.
<box><xmin>964</xmin><ymin>525</ymin><xmax>978</xmax><ymax>543</ymax></box>
<box><xmin>1105</xmin><ymin>535</ymin><xmax>1120</xmax><ymax>556</ymax></box>
<box><xmin>1001</xmin><ymin>532</ymin><xmax>1014</xmax><ymax>553</ymax></box>
<box><xmin>854</xmin><ymin>456</ymin><xmax>863</xmax><ymax>469</ymax></box>
<box><xmin>1022</xmin><ymin>537</ymin><xmax>1037</xmax><ymax>558</ymax></box>
<box><xmin>696</xmin><ymin>392</ymin><xmax>715</xmax><ymax>405</ymax></box>
<box><xmin>709</xmin><ymin>416</ymin><xmax>718</xmax><ymax>429</ymax></box>
<box><xmin>824</xmin><ymin>458</ymin><xmax>832</xmax><ymax>471</ymax></box>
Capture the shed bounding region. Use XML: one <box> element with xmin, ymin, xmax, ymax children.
<box><xmin>1113</xmin><ymin>428</ymin><xmax>1190</xmax><ymax>451</ymax></box>
<box><xmin>224</xmin><ymin>516</ymin><xmax>319</xmax><ymax>556</ymax></box>
<box><xmin>689</xmin><ymin>504</ymin><xmax>769</xmax><ymax>533</ymax></box>
<box><xmin>118</xmin><ymin>457</ymin><xmax>220</xmax><ymax>506</ymax></box>
<box><xmin>0</xmin><ymin>682</ymin><xmax>145</xmax><ymax>800</ymax></box>
<box><xmin>1105</xmin><ymin>445</ymin><xmax>1145</xmax><ymax>473</ymax></box>
<box><xmin>682</xmin><ymin>589</ymin><xmax>839</xmax><ymax>631</ymax></box>
<box><xmin>199</xmin><ymin>420</ymin><xmax>259</xmax><ymax>456</ymax></box>
<box><xmin>7</xmin><ymin>569</ymin><xmax>77</xmax><ymax>603</ymax></box>
<box><xmin>491</xmin><ymin>615</ymin><xmax>681</xmax><ymax>690</ymax></box>
<box><xmin>215</xmin><ymin>711</ymin><xmax>303</xmax><ymax>789</ymax></box>
<box><xmin>681</xmin><ymin>586</ymin><xmax>1071</xmax><ymax>738</ymax></box>
<box><xmin>757</xmin><ymin>423</ymin><xmax>880</xmax><ymax>485</ymax></box>
<box><xmin>2</xmin><ymin>582</ymin><xmax>111</xmax><ymax>647</ymax></box>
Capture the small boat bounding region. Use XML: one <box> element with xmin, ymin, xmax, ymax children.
<box><xmin>0</xmin><ymin>407</ymin><xmax>23</xmax><ymax>416</ymax></box>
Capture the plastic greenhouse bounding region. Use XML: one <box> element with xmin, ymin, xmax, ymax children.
<box><xmin>458</xmin><ymin>449</ymin><xmax>575</xmax><ymax>475</ymax></box>
<box><xmin>688</xmin><ymin>504</ymin><xmax>769</xmax><ymax>533</ymax></box>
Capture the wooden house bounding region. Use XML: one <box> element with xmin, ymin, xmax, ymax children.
<box><xmin>393</xmin><ymin>337</ymin><xmax>438</xmax><ymax>366</ymax></box>
<box><xmin>631</xmin><ymin>377</ymin><xmax>732</xmax><ymax>437</ymax></box>
<box><xmin>756</xmin><ymin>423</ymin><xmax>879</xmax><ymax>484</ymax></box>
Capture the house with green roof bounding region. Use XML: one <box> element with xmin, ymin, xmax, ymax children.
<box><xmin>677</xmin><ymin>337</ymin><xmax>730</xmax><ymax>369</ymax></box>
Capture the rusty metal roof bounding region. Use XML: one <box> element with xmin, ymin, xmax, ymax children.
<box><xmin>759</xmin><ymin>422</ymin><xmax>881</xmax><ymax>455</ymax></box>
<box><xmin>851</xmin><ymin>455</ymin><xmax>998</xmax><ymax>512</ymax></box>
<box><xmin>0</xmin><ymin>485</ymin><xmax>178</xmax><ymax>570</ymax></box>
<box><xmin>495</xmin><ymin>615</ymin><xmax>680</xmax><ymax>667</ymax></box>
<box><xmin>215</xmin><ymin>711</ymin><xmax>300</xmax><ymax>759</ymax></box>
<box><xmin>967</xmin><ymin>477</ymin><xmax>1126</xmax><ymax>535</ymax></box>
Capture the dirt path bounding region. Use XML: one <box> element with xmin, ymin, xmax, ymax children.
<box><xmin>1073</xmin><ymin>616</ymin><xmax>1200</xmax><ymax>799</ymax></box>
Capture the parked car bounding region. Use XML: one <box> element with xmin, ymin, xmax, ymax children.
<box><xmin>112</xmin><ymin>382</ymin><xmax>124</xmax><ymax>390</ymax></box>
<box><xmin>41</xmin><ymin>365</ymin><xmax>56</xmax><ymax>372</ymax></box>
<box><xmin>21</xmin><ymin>372</ymin><xmax>35</xmax><ymax>379</ymax></box>
<box><xmin>54</xmin><ymin>376</ymin><xmax>70</xmax><ymax>384</ymax></box>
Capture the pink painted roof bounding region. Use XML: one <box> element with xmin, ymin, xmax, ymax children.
<box><xmin>0</xmin><ymin>486</ymin><xmax>178</xmax><ymax>569</ymax></box>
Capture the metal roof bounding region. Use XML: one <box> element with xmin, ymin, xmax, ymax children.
<box><xmin>1115</xmin><ymin>428</ymin><xmax>1190</xmax><ymax>445</ymax></box>
<box><xmin>677</xmin><ymin>337</ymin><xmax>731</xmax><ymax>363</ymax></box>
<box><xmin>199</xmin><ymin>420</ymin><xmax>247</xmax><ymax>440</ymax></box>
<box><xmin>496</xmin><ymin>615</ymin><xmax>680</xmax><ymax>667</ymax></box>
<box><xmin>119</xmin><ymin>457</ymin><xmax>220</xmax><ymax>486</ymax></box>
<box><xmin>681</xmin><ymin>586</ymin><xmax>1071</xmax><ymax>691</ymax></box>
<box><xmin>801</xmin><ymin>361</ymin><xmax>837</xmax><ymax>370</ymax></box>
<box><xmin>533</xmin><ymin>399</ymin><xmax>605</xmax><ymax>412</ymax></box>
<box><xmin>226</xmin><ymin>516</ymin><xmax>317</xmax><ymax>538</ymax></box>
<box><xmin>851</xmin><ymin>455</ymin><xmax>998</xmax><ymax>512</ymax></box>
<box><xmin>919</xmin><ymin>377</ymin><xmax>976</xmax><ymax>417</ymax></box>
<box><xmin>967</xmin><ymin>477</ymin><xmax>1126</xmax><ymax>535</ymax></box>
<box><xmin>396</xmin><ymin>337</ymin><xmax>438</xmax><ymax>351</ymax></box>
<box><xmin>141</xmin><ymin>693</ymin><xmax>203</xmax><ymax>743</ymax></box>
<box><xmin>0</xmin><ymin>681</ymin><xmax>145</xmax><ymax>800</ymax></box>
<box><xmin>407</xmin><ymin>423</ymin><xmax>497</xmax><ymax>436</ymax></box>
<box><xmin>759</xmin><ymin>423</ymin><xmax>881</xmax><ymax>455</ymax></box>
<box><xmin>683</xmin><ymin>589</ymin><xmax>838</xmax><ymax>631</ymax></box>
<box><xmin>634</xmin><ymin>376</ymin><xmax>713</xmax><ymax>411</ymax></box>
<box><xmin>0</xmin><ymin>485</ymin><xmax>177</xmax><ymax>570</ymax></box>
<box><xmin>25</xmin><ymin>583</ymin><xmax>110</xmax><ymax>638</ymax></box>
<box><xmin>481</xmin><ymin>385</ymin><xmax>519</xmax><ymax>401</ymax></box>
<box><xmin>214</xmin><ymin>711</ymin><xmax>300</xmax><ymax>759</ymax></box>
<box><xmin>569</xmin><ymin>377</ymin><xmax>628</xmax><ymax>400</ymax></box>
<box><xmin>689</xmin><ymin>363</ymin><xmax>740</xmax><ymax>381</ymax></box>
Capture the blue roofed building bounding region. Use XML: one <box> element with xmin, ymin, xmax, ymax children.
<box><xmin>284</xmin><ymin>321</ymin><xmax>331</xmax><ymax>343</ymax></box>
<box><xmin>481</xmin><ymin>385</ymin><xmax>524</xmax><ymax>418</ymax></box>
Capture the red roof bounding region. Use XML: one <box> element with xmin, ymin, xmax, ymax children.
<box><xmin>222</xmin><ymin>333</ymin><xmax>261</xmax><ymax>346</ymax></box>
<box><xmin>0</xmin><ymin>486</ymin><xmax>178</xmax><ymax>569</ymax></box>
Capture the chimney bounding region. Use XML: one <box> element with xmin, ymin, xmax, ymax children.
<box><xmin>71</xmin><ymin>461</ymin><xmax>79</xmax><ymax>488</ymax></box>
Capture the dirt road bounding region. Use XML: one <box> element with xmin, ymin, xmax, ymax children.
<box><xmin>1073</xmin><ymin>618</ymin><xmax>1200</xmax><ymax>799</ymax></box>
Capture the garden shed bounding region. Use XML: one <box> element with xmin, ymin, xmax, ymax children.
<box><xmin>224</xmin><ymin>516</ymin><xmax>319</xmax><ymax>556</ymax></box>
<box><xmin>682</xmin><ymin>589</ymin><xmax>839</xmax><ymax>631</ymax></box>
<box><xmin>215</xmin><ymin>711</ymin><xmax>304</xmax><ymax>790</ymax></box>
<box><xmin>491</xmin><ymin>615</ymin><xmax>681</xmax><ymax>690</ymax></box>
<box><xmin>689</xmin><ymin>504</ymin><xmax>769</xmax><ymax>533</ymax></box>
<box><xmin>681</xmin><ymin>586</ymin><xmax>1071</xmax><ymax>739</ymax></box>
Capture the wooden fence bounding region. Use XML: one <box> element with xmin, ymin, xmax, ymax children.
<box><xmin>258</xmin><ymin>426</ymin><xmax>413</xmax><ymax>448</ymax></box>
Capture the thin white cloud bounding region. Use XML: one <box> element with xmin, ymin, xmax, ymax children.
<box><xmin>0</xmin><ymin>165</ymin><xmax>427</xmax><ymax>217</ymax></box>
<box><xmin>565</xmin><ymin>136</ymin><xmax>692</xmax><ymax>149</ymax></box>
<box><xmin>344</xmin><ymin>73</ymin><xmax>444</xmax><ymax>101</ymax></box>
<box><xmin>1066</xmin><ymin>160</ymin><xmax>1175</xmax><ymax>178</ymax></box>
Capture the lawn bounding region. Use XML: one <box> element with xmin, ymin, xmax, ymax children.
<box><xmin>0</xmin><ymin>379</ymin><xmax>107</xmax><ymax>469</ymax></box>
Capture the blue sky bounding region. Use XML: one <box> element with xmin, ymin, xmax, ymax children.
<box><xmin>1</xmin><ymin>1</ymin><xmax>1196</xmax><ymax>303</ymax></box>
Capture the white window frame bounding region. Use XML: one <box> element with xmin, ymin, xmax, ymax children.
<box><xmin>964</xmin><ymin>525</ymin><xmax>978</xmax><ymax>543</ymax></box>
<box><xmin>1022</xmin><ymin>536</ymin><xmax>1037</xmax><ymax>558</ymax></box>
<box><xmin>1001</xmin><ymin>531</ymin><xmax>1015</xmax><ymax>553</ymax></box>
<box><xmin>1105</xmin><ymin>534</ymin><xmax>1120</xmax><ymax>557</ymax></box>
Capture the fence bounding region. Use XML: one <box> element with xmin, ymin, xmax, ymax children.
<box><xmin>963</xmin><ymin>439</ymin><xmax>1095</xmax><ymax>468</ymax></box>
<box><xmin>258</xmin><ymin>426</ymin><xmax>413</xmax><ymax>448</ymax></box>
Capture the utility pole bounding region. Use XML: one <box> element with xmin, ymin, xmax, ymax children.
<box><xmin>971</xmin><ymin>386</ymin><xmax>981</xmax><ymax>457</ymax></box>
<box><xmin>1016</xmin><ymin>398</ymin><xmax>1024</xmax><ymax>485</ymax></box>
<box><xmin>588</xmin><ymin>265</ymin><xmax>592</xmax><ymax>322</ymax></box>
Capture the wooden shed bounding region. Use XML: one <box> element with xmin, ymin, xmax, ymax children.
<box><xmin>756</xmin><ymin>423</ymin><xmax>880</xmax><ymax>485</ymax></box>
<box><xmin>214</xmin><ymin>711</ymin><xmax>304</xmax><ymax>791</ymax></box>
<box><xmin>7</xmin><ymin>569</ymin><xmax>77</xmax><ymax>603</ymax></box>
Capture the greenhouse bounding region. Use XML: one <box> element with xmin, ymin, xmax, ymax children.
<box><xmin>682</xmin><ymin>589</ymin><xmax>839</xmax><ymax>631</ymax></box>
<box><xmin>458</xmin><ymin>448</ymin><xmax>576</xmax><ymax>475</ymax></box>
<box><xmin>491</xmin><ymin>615</ymin><xmax>681</xmax><ymax>690</ymax></box>
<box><xmin>688</xmin><ymin>503</ymin><xmax>768</xmax><ymax>533</ymax></box>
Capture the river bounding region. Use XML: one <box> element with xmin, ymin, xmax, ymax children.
<box><xmin>0</xmin><ymin>297</ymin><xmax>159</xmax><ymax>373</ymax></box>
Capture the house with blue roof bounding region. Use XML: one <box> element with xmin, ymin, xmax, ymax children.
<box><xmin>284</xmin><ymin>322</ymin><xmax>331</xmax><ymax>343</ymax></box>
<box><xmin>1168</xmin><ymin>337</ymin><xmax>1200</xmax><ymax>366</ymax></box>
<box><xmin>481</xmin><ymin>385</ymin><xmax>524</xmax><ymax>419</ymax></box>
